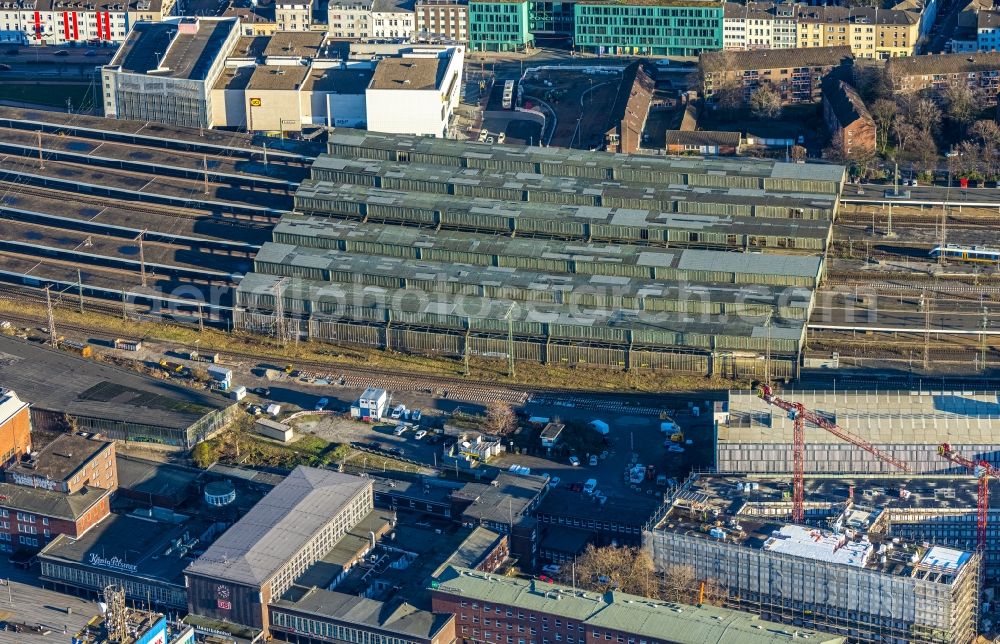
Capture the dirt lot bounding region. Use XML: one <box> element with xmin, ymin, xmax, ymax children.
<box><xmin>520</xmin><ymin>67</ymin><xmax>623</xmax><ymax>149</ymax></box>
<box><xmin>292</xmin><ymin>413</ymin><xmax>440</xmax><ymax>471</ymax></box>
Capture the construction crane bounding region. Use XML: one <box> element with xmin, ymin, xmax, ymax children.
<box><xmin>756</xmin><ymin>385</ymin><xmax>910</xmax><ymax>522</ymax></box>
<box><xmin>937</xmin><ymin>443</ymin><xmax>995</xmax><ymax>550</ymax></box>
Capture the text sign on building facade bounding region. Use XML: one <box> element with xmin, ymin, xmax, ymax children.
<box><xmin>88</xmin><ymin>553</ymin><xmax>139</xmax><ymax>573</ymax></box>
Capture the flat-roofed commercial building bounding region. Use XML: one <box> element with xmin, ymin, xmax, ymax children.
<box><xmin>0</xmin><ymin>335</ymin><xmax>238</xmax><ymax>449</ymax></box>
<box><xmin>365</xmin><ymin>46</ymin><xmax>464</xmax><ymax>137</ymax></box>
<box><xmin>431</xmin><ymin>566</ymin><xmax>846</xmax><ymax>644</ymax></box>
<box><xmin>102</xmin><ymin>17</ymin><xmax>241</xmax><ymax>128</ymax></box>
<box><xmin>185</xmin><ymin>466</ymin><xmax>374</xmax><ymax>634</ymax></box>
<box><xmin>574</xmin><ymin>0</ymin><xmax>723</xmax><ymax>56</ymax></box>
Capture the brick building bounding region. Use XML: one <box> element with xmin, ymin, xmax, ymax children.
<box><xmin>887</xmin><ymin>51</ymin><xmax>1000</xmax><ymax>103</ymax></box>
<box><xmin>0</xmin><ymin>390</ymin><xmax>31</xmax><ymax>469</ymax></box>
<box><xmin>7</xmin><ymin>433</ymin><xmax>117</xmax><ymax>494</ymax></box>
<box><xmin>603</xmin><ymin>61</ymin><xmax>655</xmax><ymax>154</ymax></box>
<box><xmin>430</xmin><ymin>566</ymin><xmax>845</xmax><ymax>644</ymax></box>
<box><xmin>701</xmin><ymin>45</ymin><xmax>853</xmax><ymax>106</ymax></box>
<box><xmin>822</xmin><ymin>78</ymin><xmax>876</xmax><ymax>159</ymax></box>
<box><xmin>0</xmin><ymin>481</ymin><xmax>112</xmax><ymax>552</ymax></box>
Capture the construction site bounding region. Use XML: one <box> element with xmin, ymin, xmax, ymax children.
<box><xmin>647</xmin><ymin>473</ymin><xmax>983</xmax><ymax>644</ymax></box>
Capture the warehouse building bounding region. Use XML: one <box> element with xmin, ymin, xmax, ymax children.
<box><xmin>234</xmin><ymin>131</ymin><xmax>843</xmax><ymax>380</ymax></box>
<box><xmin>716</xmin><ymin>389</ymin><xmax>1000</xmax><ymax>474</ymax></box>
<box><xmin>431</xmin><ymin>566</ymin><xmax>846</xmax><ymax>644</ymax></box>
<box><xmin>646</xmin><ymin>475</ymin><xmax>980</xmax><ymax>644</ymax></box>
<box><xmin>0</xmin><ymin>335</ymin><xmax>238</xmax><ymax>448</ymax></box>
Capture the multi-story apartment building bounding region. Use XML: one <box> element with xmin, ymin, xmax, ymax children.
<box><xmin>574</xmin><ymin>0</ymin><xmax>723</xmax><ymax>56</ymax></box>
<box><xmin>468</xmin><ymin>0</ymin><xmax>531</xmax><ymax>51</ymax></box>
<box><xmin>414</xmin><ymin>0</ymin><xmax>467</xmax><ymax>41</ymax></box>
<box><xmin>275</xmin><ymin>0</ymin><xmax>312</xmax><ymax>30</ymax></box>
<box><xmin>0</xmin><ymin>0</ymin><xmax>172</xmax><ymax>46</ymax></box>
<box><xmin>701</xmin><ymin>45</ymin><xmax>853</xmax><ymax>106</ymax></box>
<box><xmin>949</xmin><ymin>8</ymin><xmax>1000</xmax><ymax>52</ymax></box>
<box><xmin>887</xmin><ymin>50</ymin><xmax>1000</xmax><ymax>103</ymax></box>
<box><xmin>722</xmin><ymin>3</ymin><xmax>920</xmax><ymax>59</ymax></box>
<box><xmin>328</xmin><ymin>0</ymin><xmax>414</xmax><ymax>38</ymax></box>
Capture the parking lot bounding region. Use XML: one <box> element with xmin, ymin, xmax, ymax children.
<box><xmin>495</xmin><ymin>402</ymin><xmax>715</xmax><ymax>501</ymax></box>
<box><xmin>292</xmin><ymin>412</ymin><xmax>445</xmax><ymax>467</ymax></box>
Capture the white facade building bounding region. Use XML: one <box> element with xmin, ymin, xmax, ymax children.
<box><xmin>0</xmin><ymin>0</ymin><xmax>171</xmax><ymax>46</ymax></box>
<box><xmin>327</xmin><ymin>0</ymin><xmax>413</xmax><ymax>39</ymax></box>
<box><xmin>365</xmin><ymin>44</ymin><xmax>462</xmax><ymax>137</ymax></box>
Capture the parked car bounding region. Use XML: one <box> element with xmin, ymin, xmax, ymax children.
<box><xmin>589</xmin><ymin>454</ymin><xmax>598</xmax><ymax>466</ymax></box>
<box><xmin>569</xmin><ymin>455</ymin><xmax>581</xmax><ymax>466</ymax></box>
<box><xmin>390</xmin><ymin>404</ymin><xmax>406</xmax><ymax>419</ymax></box>
<box><xmin>393</xmin><ymin>424</ymin><xmax>409</xmax><ymax>436</ymax></box>
<box><xmin>388</xmin><ymin>447</ymin><xmax>403</xmax><ymax>456</ymax></box>
<box><xmin>549</xmin><ymin>476</ymin><xmax>561</xmax><ymax>487</ymax></box>
<box><xmin>314</xmin><ymin>397</ymin><xmax>329</xmax><ymax>411</ymax></box>
<box><xmin>667</xmin><ymin>445</ymin><xmax>685</xmax><ymax>454</ymax></box>
<box><xmin>411</xmin><ymin>409</ymin><xmax>422</xmax><ymax>422</ymax></box>
<box><xmin>54</xmin><ymin>49</ymin><xmax>69</xmax><ymax>56</ymax></box>
<box><xmin>0</xmin><ymin>64</ymin><xmax>10</xmax><ymax>71</ymax></box>
<box><xmin>250</xmin><ymin>387</ymin><xmax>271</xmax><ymax>396</ymax></box>
<box><xmin>583</xmin><ymin>478</ymin><xmax>598</xmax><ymax>495</ymax></box>
<box><xmin>414</xmin><ymin>429</ymin><xmax>427</xmax><ymax>440</ymax></box>
<box><xmin>541</xmin><ymin>564</ymin><xmax>561</xmax><ymax>575</ymax></box>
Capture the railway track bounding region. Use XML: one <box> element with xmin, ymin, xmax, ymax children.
<box><xmin>0</xmin><ymin>284</ymin><xmax>672</xmax><ymax>414</ymax></box>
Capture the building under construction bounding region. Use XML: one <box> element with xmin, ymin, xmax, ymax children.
<box><xmin>234</xmin><ymin>130</ymin><xmax>845</xmax><ymax>378</ymax></box>
<box><xmin>646</xmin><ymin>474</ymin><xmax>982</xmax><ymax>644</ymax></box>
<box><xmin>716</xmin><ymin>389</ymin><xmax>1000</xmax><ymax>474</ymax></box>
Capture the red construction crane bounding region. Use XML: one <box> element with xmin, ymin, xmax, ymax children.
<box><xmin>937</xmin><ymin>443</ymin><xmax>995</xmax><ymax>550</ymax></box>
<box><xmin>756</xmin><ymin>385</ymin><xmax>910</xmax><ymax>522</ymax></box>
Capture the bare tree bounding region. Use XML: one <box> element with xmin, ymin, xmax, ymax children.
<box><xmin>870</xmin><ymin>99</ymin><xmax>898</xmax><ymax>153</ymax></box>
<box><xmin>908</xmin><ymin>98</ymin><xmax>942</xmax><ymax>135</ymax></box>
<box><xmin>557</xmin><ymin>546</ymin><xmax>659</xmax><ymax>599</ymax></box>
<box><xmin>660</xmin><ymin>564</ymin><xmax>727</xmax><ymax>606</ymax></box>
<box><xmin>711</xmin><ymin>79</ymin><xmax>744</xmax><ymax>115</ymax></box>
<box><xmin>790</xmin><ymin>145</ymin><xmax>807</xmax><ymax>161</ymax></box>
<box><xmin>749</xmin><ymin>84</ymin><xmax>782</xmax><ymax>120</ymax></box>
<box><xmin>484</xmin><ymin>401</ymin><xmax>517</xmax><ymax>436</ymax></box>
<box><xmin>970</xmin><ymin>119</ymin><xmax>1000</xmax><ymax>148</ymax></box>
<box><xmin>943</xmin><ymin>84</ymin><xmax>976</xmax><ymax>128</ymax></box>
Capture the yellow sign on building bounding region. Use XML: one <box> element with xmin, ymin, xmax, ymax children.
<box><xmin>249</xmin><ymin>98</ymin><xmax>262</xmax><ymax>107</ymax></box>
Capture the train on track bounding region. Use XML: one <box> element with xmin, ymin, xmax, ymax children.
<box><xmin>929</xmin><ymin>244</ymin><xmax>1000</xmax><ymax>262</ymax></box>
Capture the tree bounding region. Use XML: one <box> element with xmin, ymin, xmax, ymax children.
<box><xmin>908</xmin><ymin>98</ymin><xmax>942</xmax><ymax>135</ymax></box>
<box><xmin>749</xmin><ymin>84</ymin><xmax>782</xmax><ymax>120</ymax></box>
<box><xmin>790</xmin><ymin>145</ymin><xmax>807</xmax><ymax>161</ymax></box>
<box><xmin>870</xmin><ymin>99</ymin><xmax>898</xmax><ymax>153</ymax></box>
<box><xmin>660</xmin><ymin>564</ymin><xmax>727</xmax><ymax>606</ymax></box>
<box><xmin>711</xmin><ymin>79</ymin><xmax>744</xmax><ymax>115</ymax></box>
<box><xmin>556</xmin><ymin>546</ymin><xmax>659</xmax><ymax>598</ymax></box>
<box><xmin>192</xmin><ymin>441</ymin><xmax>220</xmax><ymax>469</ymax></box>
<box><xmin>970</xmin><ymin>119</ymin><xmax>1000</xmax><ymax>148</ymax></box>
<box><xmin>484</xmin><ymin>401</ymin><xmax>517</xmax><ymax>436</ymax></box>
<box><xmin>943</xmin><ymin>84</ymin><xmax>976</xmax><ymax>128</ymax></box>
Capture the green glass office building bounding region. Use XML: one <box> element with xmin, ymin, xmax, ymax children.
<box><xmin>469</xmin><ymin>0</ymin><xmax>534</xmax><ymax>52</ymax></box>
<box><xmin>574</xmin><ymin>0</ymin><xmax>723</xmax><ymax>56</ymax></box>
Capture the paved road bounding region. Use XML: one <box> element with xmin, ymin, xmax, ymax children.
<box><xmin>843</xmin><ymin>183</ymin><xmax>1000</xmax><ymax>205</ymax></box>
<box><xmin>0</xmin><ymin>559</ymin><xmax>103</xmax><ymax>643</ymax></box>
<box><xmin>923</xmin><ymin>0</ymin><xmax>962</xmax><ymax>54</ymax></box>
